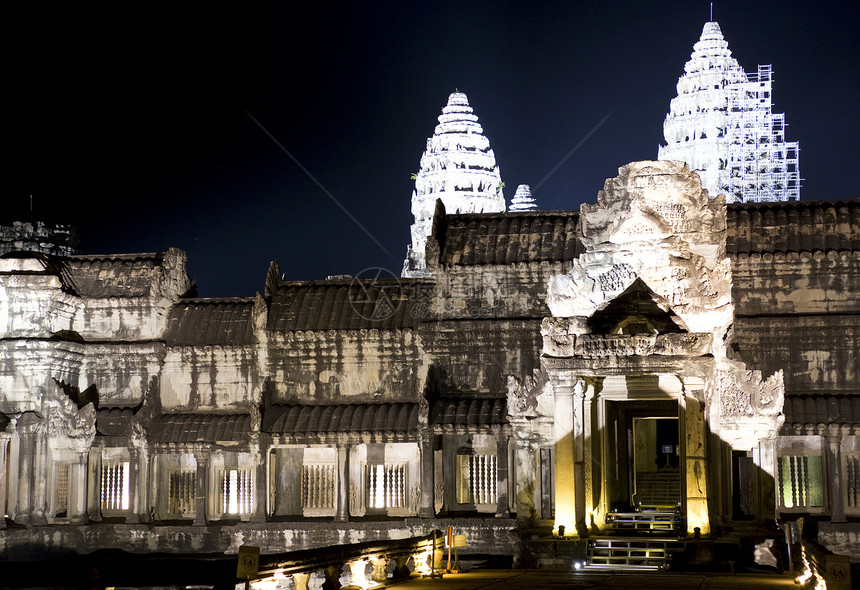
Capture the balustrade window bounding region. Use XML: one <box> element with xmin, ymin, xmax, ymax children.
<box><xmin>456</xmin><ymin>454</ymin><xmax>497</xmax><ymax>505</ymax></box>
<box><xmin>55</xmin><ymin>463</ymin><xmax>70</xmax><ymax>517</ymax></box>
<box><xmin>843</xmin><ymin>448</ymin><xmax>860</xmax><ymax>514</ymax></box>
<box><xmin>168</xmin><ymin>470</ymin><xmax>197</xmax><ymax>516</ymax></box>
<box><xmin>778</xmin><ymin>454</ymin><xmax>824</xmax><ymax>509</ymax></box>
<box><xmin>101</xmin><ymin>460</ymin><xmax>130</xmax><ymax>512</ymax></box>
<box><xmin>846</xmin><ymin>455</ymin><xmax>859</xmax><ymax>509</ymax></box>
<box><xmin>302</xmin><ymin>463</ymin><xmax>336</xmax><ymax>511</ymax></box>
<box><xmin>366</xmin><ymin>463</ymin><xmax>406</xmax><ymax>509</ymax></box>
<box><xmin>218</xmin><ymin>468</ymin><xmax>253</xmax><ymax>515</ymax></box>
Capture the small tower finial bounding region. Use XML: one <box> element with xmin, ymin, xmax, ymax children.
<box><xmin>710</xmin><ymin>2</ymin><xmax>713</xmax><ymax>21</ymax></box>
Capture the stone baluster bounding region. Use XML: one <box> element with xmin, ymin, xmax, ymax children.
<box><xmin>370</xmin><ymin>557</ymin><xmax>389</xmax><ymax>583</ymax></box>
<box><xmin>291</xmin><ymin>572</ymin><xmax>309</xmax><ymax>590</ymax></box>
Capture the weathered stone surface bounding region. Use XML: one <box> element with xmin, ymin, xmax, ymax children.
<box><xmin>0</xmin><ymin>156</ymin><xmax>857</xmax><ymax>564</ymax></box>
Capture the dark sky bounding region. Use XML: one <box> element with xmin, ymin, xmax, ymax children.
<box><xmin>7</xmin><ymin>1</ymin><xmax>858</xmax><ymax>297</ymax></box>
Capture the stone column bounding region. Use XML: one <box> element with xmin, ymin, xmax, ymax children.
<box><xmin>681</xmin><ymin>385</ymin><xmax>710</xmax><ymax>536</ymax></box>
<box><xmin>572</xmin><ymin>383</ymin><xmax>587</xmax><ymax>536</ymax></box>
<box><xmin>15</xmin><ymin>415</ymin><xmax>39</xmax><ymax>524</ymax></box>
<box><xmin>138</xmin><ymin>446</ymin><xmax>151</xmax><ymax>523</ymax></box>
<box><xmin>126</xmin><ymin>447</ymin><xmax>140</xmax><ymax>524</ymax></box>
<box><xmin>69</xmin><ymin>453</ymin><xmax>88</xmax><ymax>524</ymax></box>
<box><xmin>827</xmin><ymin>426</ymin><xmax>846</xmax><ymax>523</ymax></box>
<box><xmin>419</xmin><ymin>431</ymin><xmax>434</xmax><ymax>518</ymax></box>
<box><xmin>87</xmin><ymin>446</ymin><xmax>102</xmax><ymax>522</ymax></box>
<box><xmin>0</xmin><ymin>435</ymin><xmax>8</xmax><ymax>528</ymax></box>
<box><xmin>193</xmin><ymin>448</ymin><xmax>210</xmax><ymax>526</ymax></box>
<box><xmin>31</xmin><ymin>427</ymin><xmax>48</xmax><ymax>525</ymax></box>
<box><xmin>549</xmin><ymin>372</ymin><xmax>578</xmax><ymax>536</ymax></box>
<box><xmin>580</xmin><ymin>381</ymin><xmax>597</xmax><ymax>532</ymax></box>
<box><xmin>753</xmin><ymin>437</ymin><xmax>777</xmax><ymax>523</ymax></box>
<box><xmin>251</xmin><ymin>445</ymin><xmax>267</xmax><ymax>523</ymax></box>
<box><xmin>335</xmin><ymin>443</ymin><xmax>350</xmax><ymax>522</ymax></box>
<box><xmin>495</xmin><ymin>431</ymin><xmax>509</xmax><ymax>517</ymax></box>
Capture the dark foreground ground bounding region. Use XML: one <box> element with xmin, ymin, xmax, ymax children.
<box><xmin>388</xmin><ymin>569</ymin><xmax>799</xmax><ymax>590</ymax></box>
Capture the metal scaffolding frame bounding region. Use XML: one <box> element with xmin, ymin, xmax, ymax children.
<box><xmin>726</xmin><ymin>65</ymin><xmax>801</xmax><ymax>203</ymax></box>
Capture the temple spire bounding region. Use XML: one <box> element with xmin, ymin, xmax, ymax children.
<box><xmin>403</xmin><ymin>91</ymin><xmax>505</xmax><ymax>277</ymax></box>
<box><xmin>509</xmin><ymin>184</ymin><xmax>538</xmax><ymax>212</ymax></box>
<box><xmin>658</xmin><ymin>21</ymin><xmax>800</xmax><ymax>203</ymax></box>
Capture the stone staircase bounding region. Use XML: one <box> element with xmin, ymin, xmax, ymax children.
<box><xmin>586</xmin><ymin>507</ymin><xmax>684</xmax><ymax>570</ymax></box>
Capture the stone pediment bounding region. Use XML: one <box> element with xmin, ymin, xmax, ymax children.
<box><xmin>581</xmin><ymin>160</ymin><xmax>724</xmax><ymax>247</ymax></box>
<box><xmin>547</xmin><ymin>161</ymin><xmax>733</xmax><ymax>336</ymax></box>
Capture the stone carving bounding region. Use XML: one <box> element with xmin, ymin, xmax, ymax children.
<box><xmin>506</xmin><ymin>370</ymin><xmax>548</xmax><ymax>418</ymax></box>
<box><xmin>434</xmin><ymin>482</ymin><xmax>443</xmax><ymax>508</ymax></box>
<box><xmin>714</xmin><ymin>366</ymin><xmax>785</xmax><ymax>419</ymax></box>
<box><xmin>721</xmin><ymin>383</ymin><xmax>754</xmax><ymax>417</ymax></box>
<box><xmin>349</xmin><ymin>483</ymin><xmax>358</xmax><ymax>514</ymax></box>
<box><xmin>548</xmin><ymin>160</ymin><xmax>729</xmax><ymax>324</ymax></box>
<box><xmin>45</xmin><ymin>382</ymin><xmax>96</xmax><ymax>445</ymax></box>
<box><xmin>595</xmin><ymin>263</ymin><xmax>636</xmax><ymax>292</ymax></box>
<box><xmin>411</xmin><ymin>485</ymin><xmax>421</xmax><ymax>513</ymax></box>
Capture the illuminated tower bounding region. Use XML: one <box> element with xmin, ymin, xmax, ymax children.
<box><xmin>509</xmin><ymin>184</ymin><xmax>538</xmax><ymax>212</ymax></box>
<box><xmin>403</xmin><ymin>91</ymin><xmax>505</xmax><ymax>277</ymax></box>
<box><xmin>658</xmin><ymin>22</ymin><xmax>800</xmax><ymax>203</ymax></box>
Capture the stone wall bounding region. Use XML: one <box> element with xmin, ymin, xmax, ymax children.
<box><xmin>0</xmin><ymin>221</ymin><xmax>78</xmax><ymax>258</ymax></box>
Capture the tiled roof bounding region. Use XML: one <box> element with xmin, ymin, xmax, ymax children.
<box><xmin>60</xmin><ymin>253</ymin><xmax>167</xmax><ymax>298</ymax></box>
<box><xmin>166</xmin><ymin>299</ymin><xmax>255</xmax><ymax>346</ymax></box>
<box><xmin>783</xmin><ymin>394</ymin><xmax>860</xmax><ymax>428</ymax></box>
<box><xmin>726</xmin><ymin>199</ymin><xmax>860</xmax><ymax>255</ymax></box>
<box><xmin>436</xmin><ymin>211</ymin><xmax>582</xmax><ymax>266</ymax></box>
<box><xmin>264</xmin><ymin>403</ymin><xmax>419</xmax><ymax>434</ymax></box>
<box><xmin>429</xmin><ymin>398</ymin><xmax>507</xmax><ymax>426</ymax></box>
<box><xmin>153</xmin><ymin>414</ymin><xmax>250</xmax><ymax>443</ymax></box>
<box><xmin>267</xmin><ymin>279</ymin><xmax>427</xmax><ymax>331</ymax></box>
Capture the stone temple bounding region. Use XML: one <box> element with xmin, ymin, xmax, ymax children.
<box><xmin>1</xmin><ymin>19</ymin><xmax>857</xmax><ymax>590</ymax></box>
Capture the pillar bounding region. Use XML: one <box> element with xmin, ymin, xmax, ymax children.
<box><xmin>0</xmin><ymin>435</ymin><xmax>8</xmax><ymax>528</ymax></box>
<box><xmin>335</xmin><ymin>443</ymin><xmax>350</xmax><ymax>522</ymax></box>
<box><xmin>419</xmin><ymin>431</ymin><xmax>434</xmax><ymax>517</ymax></box>
<box><xmin>551</xmin><ymin>374</ymin><xmax>579</xmax><ymax>536</ymax></box>
<box><xmin>193</xmin><ymin>449</ymin><xmax>209</xmax><ymax>526</ymax></box>
<box><xmin>138</xmin><ymin>446</ymin><xmax>151</xmax><ymax>523</ymax></box>
<box><xmin>15</xmin><ymin>415</ymin><xmax>39</xmax><ymax>524</ymax></box>
<box><xmin>495</xmin><ymin>432</ymin><xmax>509</xmax><ymax>517</ymax></box>
<box><xmin>580</xmin><ymin>381</ymin><xmax>597</xmax><ymax>532</ymax></box>
<box><xmin>681</xmin><ymin>386</ymin><xmax>710</xmax><ymax>536</ymax></box>
<box><xmin>69</xmin><ymin>453</ymin><xmax>88</xmax><ymax>523</ymax></box>
<box><xmin>825</xmin><ymin>426</ymin><xmax>846</xmax><ymax>522</ymax></box>
<box><xmin>754</xmin><ymin>437</ymin><xmax>777</xmax><ymax>523</ymax></box>
<box><xmin>87</xmin><ymin>446</ymin><xmax>102</xmax><ymax>521</ymax></box>
<box><xmin>251</xmin><ymin>435</ymin><xmax>267</xmax><ymax>523</ymax></box>
<box><xmin>125</xmin><ymin>447</ymin><xmax>140</xmax><ymax>523</ymax></box>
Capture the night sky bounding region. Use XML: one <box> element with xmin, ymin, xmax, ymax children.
<box><xmin>7</xmin><ymin>1</ymin><xmax>858</xmax><ymax>297</ymax></box>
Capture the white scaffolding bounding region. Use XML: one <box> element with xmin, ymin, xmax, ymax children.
<box><xmin>726</xmin><ymin>65</ymin><xmax>801</xmax><ymax>203</ymax></box>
